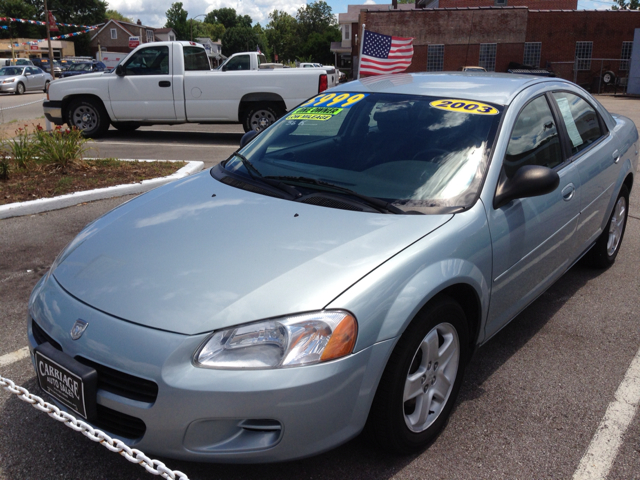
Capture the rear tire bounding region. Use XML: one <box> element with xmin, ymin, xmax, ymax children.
<box><xmin>243</xmin><ymin>103</ymin><xmax>280</xmax><ymax>133</ymax></box>
<box><xmin>366</xmin><ymin>296</ymin><xmax>469</xmax><ymax>454</ymax></box>
<box><xmin>589</xmin><ymin>185</ymin><xmax>629</xmax><ymax>268</ymax></box>
<box><xmin>67</xmin><ymin>97</ymin><xmax>110</xmax><ymax>138</ymax></box>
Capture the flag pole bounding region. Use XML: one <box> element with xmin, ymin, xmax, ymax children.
<box><xmin>357</xmin><ymin>23</ymin><xmax>365</xmax><ymax>80</ymax></box>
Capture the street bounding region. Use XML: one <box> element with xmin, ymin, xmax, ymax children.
<box><xmin>0</xmin><ymin>95</ymin><xmax>639</xmax><ymax>479</ymax></box>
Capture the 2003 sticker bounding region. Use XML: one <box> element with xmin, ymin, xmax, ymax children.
<box><xmin>300</xmin><ymin>92</ymin><xmax>369</xmax><ymax>109</ymax></box>
<box><xmin>430</xmin><ymin>99</ymin><xmax>499</xmax><ymax>115</ymax></box>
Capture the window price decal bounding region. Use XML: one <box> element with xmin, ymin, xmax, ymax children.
<box><xmin>430</xmin><ymin>99</ymin><xmax>499</xmax><ymax>115</ymax></box>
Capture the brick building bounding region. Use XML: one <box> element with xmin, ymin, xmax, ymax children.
<box><xmin>348</xmin><ymin>5</ymin><xmax>639</xmax><ymax>87</ymax></box>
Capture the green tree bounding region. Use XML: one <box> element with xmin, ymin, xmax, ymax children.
<box><xmin>0</xmin><ymin>0</ymin><xmax>40</xmax><ymax>39</ymax></box>
<box><xmin>611</xmin><ymin>0</ymin><xmax>639</xmax><ymax>8</ymax></box>
<box><xmin>192</xmin><ymin>20</ymin><xmax>225</xmax><ymax>41</ymax></box>
<box><xmin>296</xmin><ymin>1</ymin><xmax>336</xmax><ymax>39</ymax></box>
<box><xmin>300</xmin><ymin>29</ymin><xmax>340</xmax><ymax>65</ymax></box>
<box><xmin>265</xmin><ymin>10</ymin><xmax>298</xmax><ymax>63</ymax></box>
<box><xmin>165</xmin><ymin>2</ymin><xmax>189</xmax><ymax>40</ymax></box>
<box><xmin>205</xmin><ymin>8</ymin><xmax>251</xmax><ymax>30</ymax></box>
<box><xmin>105</xmin><ymin>9</ymin><xmax>132</xmax><ymax>22</ymax></box>
<box><xmin>222</xmin><ymin>25</ymin><xmax>258</xmax><ymax>56</ymax></box>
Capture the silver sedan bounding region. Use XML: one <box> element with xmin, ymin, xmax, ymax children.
<box><xmin>0</xmin><ymin>66</ymin><xmax>52</xmax><ymax>94</ymax></box>
<box><xmin>27</xmin><ymin>73</ymin><xmax>638</xmax><ymax>463</ymax></box>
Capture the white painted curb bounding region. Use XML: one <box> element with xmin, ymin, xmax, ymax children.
<box><xmin>0</xmin><ymin>158</ymin><xmax>204</xmax><ymax>220</ymax></box>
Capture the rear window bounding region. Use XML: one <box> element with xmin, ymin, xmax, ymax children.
<box><xmin>184</xmin><ymin>46</ymin><xmax>210</xmax><ymax>71</ymax></box>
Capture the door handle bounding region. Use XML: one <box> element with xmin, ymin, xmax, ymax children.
<box><xmin>612</xmin><ymin>149</ymin><xmax>620</xmax><ymax>164</ymax></box>
<box><xmin>561</xmin><ymin>184</ymin><xmax>575</xmax><ymax>201</ymax></box>
<box><xmin>158</xmin><ymin>81</ymin><xmax>171</xmax><ymax>87</ymax></box>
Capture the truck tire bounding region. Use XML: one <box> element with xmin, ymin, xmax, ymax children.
<box><xmin>243</xmin><ymin>104</ymin><xmax>280</xmax><ymax>133</ymax></box>
<box><xmin>112</xmin><ymin>122</ymin><xmax>141</xmax><ymax>133</ymax></box>
<box><xmin>67</xmin><ymin>98</ymin><xmax>110</xmax><ymax>138</ymax></box>
<box><xmin>602</xmin><ymin>71</ymin><xmax>615</xmax><ymax>85</ymax></box>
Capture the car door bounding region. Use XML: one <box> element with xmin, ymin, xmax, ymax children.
<box><xmin>27</xmin><ymin>67</ymin><xmax>44</xmax><ymax>90</ymax></box>
<box><xmin>108</xmin><ymin>45</ymin><xmax>177</xmax><ymax>121</ymax></box>
<box><xmin>484</xmin><ymin>93</ymin><xmax>581</xmax><ymax>339</ymax></box>
<box><xmin>549</xmin><ymin>91</ymin><xmax>620</xmax><ymax>254</ymax></box>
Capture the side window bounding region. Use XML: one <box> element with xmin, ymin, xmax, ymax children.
<box><xmin>552</xmin><ymin>92</ymin><xmax>603</xmax><ymax>156</ymax></box>
<box><xmin>124</xmin><ymin>46</ymin><xmax>169</xmax><ymax>75</ymax></box>
<box><xmin>183</xmin><ymin>47</ymin><xmax>210</xmax><ymax>71</ymax></box>
<box><xmin>225</xmin><ymin>55</ymin><xmax>250</xmax><ymax>71</ymax></box>
<box><xmin>504</xmin><ymin>95</ymin><xmax>563</xmax><ymax>178</ymax></box>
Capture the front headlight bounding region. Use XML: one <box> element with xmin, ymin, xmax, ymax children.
<box><xmin>3</xmin><ymin>78</ymin><xmax>15</xmax><ymax>83</ymax></box>
<box><xmin>195</xmin><ymin>310</ymin><xmax>358</xmax><ymax>369</ymax></box>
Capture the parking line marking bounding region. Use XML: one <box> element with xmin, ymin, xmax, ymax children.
<box><xmin>90</xmin><ymin>141</ymin><xmax>237</xmax><ymax>149</ymax></box>
<box><xmin>573</xmin><ymin>346</ymin><xmax>640</xmax><ymax>480</ymax></box>
<box><xmin>0</xmin><ymin>347</ymin><xmax>30</xmax><ymax>368</ymax></box>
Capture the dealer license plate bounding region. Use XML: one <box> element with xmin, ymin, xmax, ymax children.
<box><xmin>34</xmin><ymin>343</ymin><xmax>97</xmax><ymax>420</ymax></box>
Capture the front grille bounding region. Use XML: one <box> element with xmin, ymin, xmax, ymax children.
<box><xmin>94</xmin><ymin>404</ymin><xmax>146</xmax><ymax>439</ymax></box>
<box><xmin>31</xmin><ymin>320</ymin><xmax>63</xmax><ymax>351</ymax></box>
<box><xmin>75</xmin><ymin>357</ymin><xmax>158</xmax><ymax>404</ymax></box>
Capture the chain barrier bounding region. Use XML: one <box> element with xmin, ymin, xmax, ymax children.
<box><xmin>0</xmin><ymin>374</ymin><xmax>190</xmax><ymax>480</ymax></box>
<box><xmin>0</xmin><ymin>98</ymin><xmax>44</xmax><ymax>111</ymax></box>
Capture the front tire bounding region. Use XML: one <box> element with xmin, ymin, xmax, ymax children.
<box><xmin>15</xmin><ymin>82</ymin><xmax>24</xmax><ymax>95</ymax></box>
<box><xmin>366</xmin><ymin>296</ymin><xmax>469</xmax><ymax>453</ymax></box>
<box><xmin>67</xmin><ymin>98</ymin><xmax>110</xmax><ymax>138</ymax></box>
<box><xmin>589</xmin><ymin>185</ymin><xmax>629</xmax><ymax>268</ymax></box>
<box><xmin>243</xmin><ymin>104</ymin><xmax>280</xmax><ymax>133</ymax></box>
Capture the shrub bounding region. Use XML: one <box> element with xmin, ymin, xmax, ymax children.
<box><xmin>0</xmin><ymin>154</ymin><xmax>9</xmax><ymax>180</ymax></box>
<box><xmin>33</xmin><ymin>125</ymin><xmax>87</xmax><ymax>171</ymax></box>
<box><xmin>1</xmin><ymin>125</ymin><xmax>37</xmax><ymax>170</ymax></box>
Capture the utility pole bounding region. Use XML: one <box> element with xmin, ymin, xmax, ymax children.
<box><xmin>44</xmin><ymin>0</ymin><xmax>54</xmax><ymax>72</ymax></box>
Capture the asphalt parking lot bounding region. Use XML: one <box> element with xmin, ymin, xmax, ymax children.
<box><xmin>0</xmin><ymin>95</ymin><xmax>639</xmax><ymax>479</ymax></box>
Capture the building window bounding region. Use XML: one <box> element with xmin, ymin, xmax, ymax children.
<box><xmin>343</xmin><ymin>24</ymin><xmax>351</xmax><ymax>41</ymax></box>
<box><xmin>523</xmin><ymin>42</ymin><xmax>541</xmax><ymax>68</ymax></box>
<box><xmin>146</xmin><ymin>29</ymin><xmax>154</xmax><ymax>43</ymax></box>
<box><xmin>427</xmin><ymin>44</ymin><xmax>444</xmax><ymax>72</ymax></box>
<box><xmin>110</xmin><ymin>28</ymin><xmax>117</xmax><ymax>39</ymax></box>
<box><xmin>169</xmin><ymin>34</ymin><xmax>175</xmax><ymax>41</ymax></box>
<box><xmin>575</xmin><ymin>41</ymin><xmax>592</xmax><ymax>71</ymax></box>
<box><xmin>479</xmin><ymin>43</ymin><xmax>497</xmax><ymax>72</ymax></box>
<box><xmin>620</xmin><ymin>41</ymin><xmax>633</xmax><ymax>71</ymax></box>
<box><xmin>495</xmin><ymin>0</ymin><xmax>507</xmax><ymax>5</ymax></box>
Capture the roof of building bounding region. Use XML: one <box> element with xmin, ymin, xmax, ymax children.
<box><xmin>154</xmin><ymin>28</ymin><xmax>176</xmax><ymax>34</ymax></box>
<box><xmin>339</xmin><ymin>3</ymin><xmax>416</xmax><ymax>23</ymax></box>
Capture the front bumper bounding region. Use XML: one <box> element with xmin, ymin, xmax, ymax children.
<box><xmin>0</xmin><ymin>83</ymin><xmax>16</xmax><ymax>93</ymax></box>
<box><xmin>43</xmin><ymin>100</ymin><xmax>64</xmax><ymax>125</ymax></box>
<box><xmin>28</xmin><ymin>275</ymin><xmax>394</xmax><ymax>463</ymax></box>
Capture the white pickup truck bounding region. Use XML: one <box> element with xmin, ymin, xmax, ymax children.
<box><xmin>220</xmin><ymin>52</ymin><xmax>338</xmax><ymax>88</ymax></box>
<box><xmin>43</xmin><ymin>41</ymin><xmax>330</xmax><ymax>137</ymax></box>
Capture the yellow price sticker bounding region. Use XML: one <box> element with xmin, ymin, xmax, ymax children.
<box><xmin>300</xmin><ymin>93</ymin><xmax>368</xmax><ymax>109</ymax></box>
<box><xmin>430</xmin><ymin>99</ymin><xmax>499</xmax><ymax>115</ymax></box>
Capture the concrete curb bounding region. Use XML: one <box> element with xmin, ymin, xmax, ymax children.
<box><xmin>0</xmin><ymin>158</ymin><xmax>204</xmax><ymax>220</ymax></box>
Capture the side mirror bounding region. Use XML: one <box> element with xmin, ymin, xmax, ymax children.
<box><xmin>25</xmin><ymin>72</ymin><xmax>31</xmax><ymax>76</ymax></box>
<box><xmin>240</xmin><ymin>130</ymin><xmax>258</xmax><ymax>148</ymax></box>
<box><xmin>494</xmin><ymin>165</ymin><xmax>560</xmax><ymax>209</ymax></box>
<box><xmin>115</xmin><ymin>64</ymin><xmax>125</xmax><ymax>76</ymax></box>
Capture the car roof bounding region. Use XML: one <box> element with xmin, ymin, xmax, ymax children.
<box><xmin>332</xmin><ymin>72</ymin><xmax>570</xmax><ymax>106</ymax></box>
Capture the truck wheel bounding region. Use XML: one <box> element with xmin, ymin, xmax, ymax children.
<box><xmin>67</xmin><ymin>98</ymin><xmax>110</xmax><ymax>138</ymax></box>
<box><xmin>243</xmin><ymin>104</ymin><xmax>280</xmax><ymax>133</ymax></box>
<box><xmin>112</xmin><ymin>122</ymin><xmax>141</xmax><ymax>133</ymax></box>
<box><xmin>15</xmin><ymin>82</ymin><xmax>24</xmax><ymax>95</ymax></box>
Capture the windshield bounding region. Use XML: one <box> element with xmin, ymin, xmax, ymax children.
<box><xmin>225</xmin><ymin>92</ymin><xmax>503</xmax><ymax>212</ymax></box>
<box><xmin>0</xmin><ymin>67</ymin><xmax>23</xmax><ymax>76</ymax></box>
<box><xmin>69</xmin><ymin>63</ymin><xmax>92</xmax><ymax>71</ymax></box>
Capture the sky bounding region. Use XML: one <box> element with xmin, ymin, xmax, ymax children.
<box><xmin>105</xmin><ymin>0</ymin><xmax>621</xmax><ymax>29</ymax></box>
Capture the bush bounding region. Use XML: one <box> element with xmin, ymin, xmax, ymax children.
<box><xmin>1</xmin><ymin>125</ymin><xmax>37</xmax><ymax>170</ymax></box>
<box><xmin>33</xmin><ymin>125</ymin><xmax>87</xmax><ymax>171</ymax></box>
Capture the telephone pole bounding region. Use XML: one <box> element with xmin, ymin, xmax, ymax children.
<box><xmin>44</xmin><ymin>0</ymin><xmax>54</xmax><ymax>73</ymax></box>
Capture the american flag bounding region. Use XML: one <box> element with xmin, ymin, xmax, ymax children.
<box><xmin>360</xmin><ymin>29</ymin><xmax>413</xmax><ymax>76</ymax></box>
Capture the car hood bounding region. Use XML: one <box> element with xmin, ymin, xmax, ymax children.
<box><xmin>0</xmin><ymin>74</ymin><xmax>21</xmax><ymax>80</ymax></box>
<box><xmin>52</xmin><ymin>171</ymin><xmax>452</xmax><ymax>335</ymax></box>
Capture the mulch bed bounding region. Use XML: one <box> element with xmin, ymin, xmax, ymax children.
<box><xmin>0</xmin><ymin>159</ymin><xmax>187</xmax><ymax>205</ymax></box>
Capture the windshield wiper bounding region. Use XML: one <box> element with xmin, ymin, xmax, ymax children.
<box><xmin>265</xmin><ymin>175</ymin><xmax>405</xmax><ymax>214</ymax></box>
<box><xmin>228</xmin><ymin>153</ymin><xmax>302</xmax><ymax>199</ymax></box>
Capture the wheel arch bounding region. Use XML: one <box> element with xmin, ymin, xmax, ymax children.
<box><xmin>623</xmin><ymin>171</ymin><xmax>633</xmax><ymax>194</ymax></box>
<box><xmin>238</xmin><ymin>93</ymin><xmax>286</xmax><ymax>120</ymax></box>
<box><xmin>61</xmin><ymin>94</ymin><xmax>112</xmax><ymax>125</ymax></box>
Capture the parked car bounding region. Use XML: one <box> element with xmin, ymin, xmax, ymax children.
<box><xmin>28</xmin><ymin>73</ymin><xmax>637</xmax><ymax>463</ymax></box>
<box><xmin>458</xmin><ymin>66</ymin><xmax>487</xmax><ymax>72</ymax></box>
<box><xmin>0</xmin><ymin>66</ymin><xmax>52</xmax><ymax>94</ymax></box>
<box><xmin>59</xmin><ymin>61</ymin><xmax>107</xmax><ymax>78</ymax></box>
<box><xmin>2</xmin><ymin>58</ymin><xmax>34</xmax><ymax>66</ymax></box>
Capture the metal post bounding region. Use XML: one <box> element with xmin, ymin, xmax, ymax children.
<box><xmin>357</xmin><ymin>23</ymin><xmax>365</xmax><ymax>80</ymax></box>
<box><xmin>598</xmin><ymin>59</ymin><xmax>603</xmax><ymax>95</ymax></box>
